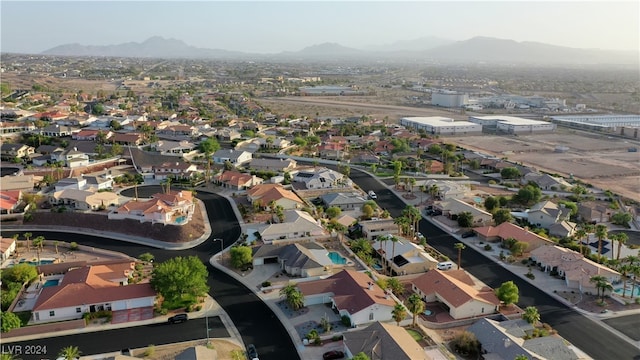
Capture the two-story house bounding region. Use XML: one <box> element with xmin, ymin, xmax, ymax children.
<box><xmin>212</xmin><ymin>149</ymin><xmax>252</xmax><ymax>167</ymax></box>
<box><xmin>292</xmin><ymin>167</ymin><xmax>350</xmax><ymax>189</ymax></box>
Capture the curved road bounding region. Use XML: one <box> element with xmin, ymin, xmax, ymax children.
<box><xmin>2</xmin><ymin>189</ymin><xmax>299</xmax><ymax>360</ymax></box>
<box><xmin>347</xmin><ymin>167</ymin><xmax>640</xmax><ymax>360</ymax></box>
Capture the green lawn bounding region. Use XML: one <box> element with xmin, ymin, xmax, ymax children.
<box><xmin>161</xmin><ymin>294</ymin><xmax>198</xmax><ymax>310</ymax></box>
<box><xmin>374</xmin><ymin>171</ymin><xmax>394</xmax><ymax>177</ymax></box>
<box><xmin>406</xmin><ymin>328</ymin><xmax>423</xmax><ymax>341</ymax></box>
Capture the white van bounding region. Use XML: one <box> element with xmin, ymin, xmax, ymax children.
<box><xmin>437</xmin><ymin>261</ymin><xmax>454</xmax><ymax>270</ymax></box>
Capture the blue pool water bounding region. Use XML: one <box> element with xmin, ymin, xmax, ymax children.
<box><xmin>43</xmin><ymin>279</ymin><xmax>59</xmax><ymax>288</ymax></box>
<box><xmin>175</xmin><ymin>216</ymin><xmax>187</xmax><ymax>224</ymax></box>
<box><xmin>473</xmin><ymin>196</ymin><xmax>483</xmax><ymax>204</ymax></box>
<box><xmin>17</xmin><ymin>259</ymin><xmax>54</xmax><ymax>266</ymax></box>
<box><xmin>614</xmin><ymin>285</ymin><xmax>640</xmax><ymax>297</ymax></box>
<box><xmin>328</xmin><ymin>252</ymin><xmax>347</xmax><ymax>265</ymax></box>
<box><xmin>373</xmin><ymin>263</ymin><xmax>383</xmax><ymax>271</ymax></box>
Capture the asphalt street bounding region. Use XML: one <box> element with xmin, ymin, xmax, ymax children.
<box><xmin>1</xmin><ymin>317</ymin><xmax>227</xmax><ymax>360</ymax></box>
<box><xmin>2</xmin><ymin>188</ymin><xmax>300</xmax><ymax>360</ymax></box>
<box><xmin>347</xmin><ymin>167</ymin><xmax>640</xmax><ymax>360</ymax></box>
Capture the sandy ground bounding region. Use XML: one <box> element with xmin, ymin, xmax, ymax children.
<box><xmin>127</xmin><ymin>339</ymin><xmax>242</xmax><ymax>360</ymax></box>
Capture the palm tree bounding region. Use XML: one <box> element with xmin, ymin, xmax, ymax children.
<box><xmin>23</xmin><ymin>232</ymin><xmax>32</xmax><ymax>252</ymax></box>
<box><xmin>600</xmin><ymin>281</ymin><xmax>614</xmax><ymax>301</ymax></box>
<box><xmin>613</xmin><ymin>232</ymin><xmax>628</xmax><ymax>261</ymax></box>
<box><xmin>595</xmin><ymin>224</ymin><xmax>608</xmax><ymax>259</ymax></box>
<box><xmin>630</xmin><ymin>265</ymin><xmax>640</xmax><ymax>299</ymax></box>
<box><xmin>574</xmin><ymin>228</ymin><xmax>587</xmax><ymax>255</ymax></box>
<box><xmin>618</xmin><ymin>263</ymin><xmax>632</xmax><ymax>298</ymax></box>
<box><xmin>402</xmin><ymin>205</ymin><xmax>421</xmax><ymax>239</ymax></box>
<box><xmin>1</xmin><ymin>353</ymin><xmax>22</xmax><ymax>360</ymax></box>
<box><xmin>393</xmin><ymin>216</ymin><xmax>409</xmax><ymax>236</ymax></box>
<box><xmin>377</xmin><ymin>235</ymin><xmax>390</xmax><ymax>275</ymax></box>
<box><xmin>279</xmin><ymin>283</ymin><xmax>305</xmax><ymax>310</ymax></box>
<box><xmin>454</xmin><ymin>242</ymin><xmax>466</xmax><ymax>270</ymax></box>
<box><xmin>391</xmin><ymin>303</ymin><xmax>407</xmax><ymax>326</ymax></box>
<box><xmin>521</xmin><ymin>306</ymin><xmax>540</xmax><ymax>325</ymax></box>
<box><xmin>389</xmin><ymin>236</ymin><xmax>400</xmax><ymax>276</ymax></box>
<box><xmin>589</xmin><ymin>275</ymin><xmax>607</xmax><ymax>298</ymax></box>
<box><xmin>406</xmin><ymin>293</ymin><xmax>425</xmax><ymax>327</ymax></box>
<box><xmin>33</xmin><ymin>236</ymin><xmax>45</xmax><ymax>264</ymax></box>
<box><xmin>58</xmin><ymin>346</ymin><xmax>81</xmax><ymax>360</ymax></box>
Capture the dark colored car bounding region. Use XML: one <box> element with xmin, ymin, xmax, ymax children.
<box><xmin>247</xmin><ymin>344</ymin><xmax>259</xmax><ymax>360</ymax></box>
<box><xmin>461</xmin><ymin>231</ymin><xmax>475</xmax><ymax>238</ymax></box>
<box><xmin>168</xmin><ymin>313</ymin><xmax>188</xmax><ymax>324</ymax></box>
<box><xmin>323</xmin><ymin>350</ymin><xmax>345</xmax><ymax>360</ymax></box>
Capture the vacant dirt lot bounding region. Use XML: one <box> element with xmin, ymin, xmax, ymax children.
<box><xmin>452</xmin><ymin>128</ymin><xmax>640</xmax><ymax>201</ymax></box>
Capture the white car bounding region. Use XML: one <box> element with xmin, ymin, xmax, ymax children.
<box><xmin>368</xmin><ymin>190</ymin><xmax>377</xmax><ymax>199</ymax></box>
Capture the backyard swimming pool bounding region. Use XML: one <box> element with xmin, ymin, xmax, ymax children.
<box><xmin>43</xmin><ymin>279</ymin><xmax>60</xmax><ymax>287</ymax></box>
<box><xmin>327</xmin><ymin>252</ymin><xmax>347</xmax><ymax>265</ymax></box>
<box><xmin>614</xmin><ymin>284</ymin><xmax>640</xmax><ymax>297</ymax></box>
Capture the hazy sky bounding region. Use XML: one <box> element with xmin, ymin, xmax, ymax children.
<box><xmin>1</xmin><ymin>1</ymin><xmax>638</xmax><ymax>54</ymax></box>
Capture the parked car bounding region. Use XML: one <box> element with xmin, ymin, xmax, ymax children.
<box><xmin>461</xmin><ymin>231</ymin><xmax>475</xmax><ymax>238</ymax></box>
<box><xmin>368</xmin><ymin>190</ymin><xmax>377</xmax><ymax>199</ymax></box>
<box><xmin>168</xmin><ymin>313</ymin><xmax>188</xmax><ymax>324</ymax></box>
<box><xmin>437</xmin><ymin>261</ymin><xmax>454</xmax><ymax>270</ymax></box>
<box><xmin>323</xmin><ymin>350</ymin><xmax>345</xmax><ymax>360</ymax></box>
<box><xmin>247</xmin><ymin>344</ymin><xmax>259</xmax><ymax>360</ymax></box>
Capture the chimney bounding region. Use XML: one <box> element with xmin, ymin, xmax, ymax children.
<box><xmin>368</xmin><ymin>282</ymin><xmax>373</xmax><ymax>290</ymax></box>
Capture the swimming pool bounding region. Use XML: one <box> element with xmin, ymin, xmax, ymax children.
<box><xmin>12</xmin><ymin>259</ymin><xmax>55</xmax><ymax>266</ymax></box>
<box><xmin>614</xmin><ymin>284</ymin><xmax>640</xmax><ymax>297</ymax></box>
<box><xmin>43</xmin><ymin>279</ymin><xmax>60</xmax><ymax>288</ymax></box>
<box><xmin>175</xmin><ymin>216</ymin><xmax>187</xmax><ymax>224</ymax></box>
<box><xmin>327</xmin><ymin>252</ymin><xmax>347</xmax><ymax>265</ymax></box>
<box><xmin>373</xmin><ymin>263</ymin><xmax>383</xmax><ymax>271</ymax></box>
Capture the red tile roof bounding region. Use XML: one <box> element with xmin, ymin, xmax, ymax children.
<box><xmin>474</xmin><ymin>222</ymin><xmax>553</xmax><ymax>250</ymax></box>
<box><xmin>216</xmin><ymin>170</ymin><xmax>254</xmax><ymax>187</ymax></box>
<box><xmin>0</xmin><ymin>190</ymin><xmax>21</xmax><ymax>211</ymax></box>
<box><xmin>297</xmin><ymin>270</ymin><xmax>395</xmax><ymax>314</ymax></box>
<box><xmin>33</xmin><ymin>261</ymin><xmax>155</xmax><ymax>311</ymax></box>
<box><xmin>412</xmin><ymin>270</ymin><xmax>499</xmax><ymax>308</ymax></box>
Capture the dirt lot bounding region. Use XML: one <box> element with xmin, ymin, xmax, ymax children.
<box><xmin>452</xmin><ymin>128</ymin><xmax>640</xmax><ymax>201</ymax></box>
<box><xmin>128</xmin><ymin>339</ymin><xmax>242</xmax><ymax>360</ymax></box>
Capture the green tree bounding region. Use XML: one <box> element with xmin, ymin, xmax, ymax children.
<box><xmin>450</xmin><ymin>331</ymin><xmax>480</xmax><ymax>357</ymax></box>
<box><xmin>521</xmin><ymin>306</ymin><xmax>540</xmax><ymax>324</ymax></box>
<box><xmin>279</xmin><ymin>283</ymin><xmax>305</xmax><ymax>310</ymax></box>
<box><xmin>611</xmin><ymin>212</ymin><xmax>632</xmax><ymax>227</ymax></box>
<box><xmin>454</xmin><ymin>242</ymin><xmax>466</xmax><ymax>270</ymax></box>
<box><xmin>352</xmin><ymin>353</ymin><xmax>371</xmax><ymax>360</ymax></box>
<box><xmin>198</xmin><ymin>138</ymin><xmax>221</xmax><ymax>182</ymax></box>
<box><xmin>150</xmin><ymin>256</ymin><xmax>209</xmax><ymax>304</ymax></box>
<box><xmin>407</xmin><ymin>293</ymin><xmax>425</xmax><ymax>327</ymax></box>
<box><xmin>391</xmin><ymin>303</ymin><xmax>407</xmax><ymax>326</ymax></box>
<box><xmin>514</xmin><ymin>185</ymin><xmax>542</xmax><ymax>206</ymax></box>
<box><xmin>1</xmin><ymin>263</ymin><xmax>38</xmax><ymax>284</ymax></box>
<box><xmin>292</xmin><ymin>137</ymin><xmax>307</xmax><ymax>147</ymax></box>
<box><xmin>500</xmin><ymin>167</ymin><xmax>521</xmax><ymax>179</ymax></box>
<box><xmin>612</xmin><ymin>232</ymin><xmax>628</xmax><ymax>261</ymax></box>
<box><xmin>57</xmin><ymin>346</ymin><xmax>81</xmax><ymax>360</ymax></box>
<box><xmin>595</xmin><ymin>224</ymin><xmax>608</xmax><ymax>258</ymax></box>
<box><xmin>457</xmin><ymin>211</ymin><xmax>474</xmax><ymax>228</ymax></box>
<box><xmin>510</xmin><ymin>241</ymin><xmax>529</xmax><ymax>257</ymax></box>
<box><xmin>325</xmin><ymin>206</ymin><xmax>342</xmax><ymax>219</ymax></box>
<box><xmin>1</xmin><ymin>311</ymin><xmax>22</xmax><ymax>332</ymax></box>
<box><xmin>362</xmin><ymin>204</ymin><xmax>374</xmax><ymax>219</ymax></box>
<box><xmin>514</xmin><ymin>355</ymin><xmax>529</xmax><ymax>360</ymax></box>
<box><xmin>386</xmin><ymin>277</ymin><xmax>403</xmax><ymax>295</ymax></box>
<box><xmin>495</xmin><ymin>281</ymin><xmax>519</xmax><ymax>307</ymax></box>
<box><xmin>493</xmin><ymin>209</ymin><xmax>513</xmax><ymax>225</ymax></box>
<box><xmin>229</xmin><ymin>246</ymin><xmax>253</xmax><ymax>269</ymax></box>
<box><xmin>138</xmin><ymin>252</ymin><xmax>155</xmax><ymax>263</ymax></box>
<box><xmin>484</xmin><ymin>196</ymin><xmax>500</xmax><ymax>212</ymax></box>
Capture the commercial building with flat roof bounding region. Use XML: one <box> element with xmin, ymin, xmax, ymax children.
<box><xmin>550</xmin><ymin>115</ymin><xmax>640</xmax><ymax>139</ymax></box>
<box><xmin>431</xmin><ymin>90</ymin><xmax>469</xmax><ymax>108</ymax></box>
<box><xmin>400</xmin><ymin>117</ymin><xmax>482</xmax><ymax>136</ymax></box>
<box><xmin>468</xmin><ymin>115</ymin><xmax>556</xmax><ymax>134</ymax></box>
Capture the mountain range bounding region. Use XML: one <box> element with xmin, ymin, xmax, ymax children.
<box><xmin>41</xmin><ymin>36</ymin><xmax>638</xmax><ymax>65</ymax></box>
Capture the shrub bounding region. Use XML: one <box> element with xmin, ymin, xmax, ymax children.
<box><xmin>484</xmin><ymin>244</ymin><xmax>492</xmax><ymax>251</ymax></box>
<box><xmin>332</xmin><ymin>335</ymin><xmax>343</xmax><ymax>341</ymax></box>
<box><xmin>341</xmin><ymin>315</ymin><xmax>351</xmax><ymax>327</ymax></box>
<box><xmin>143</xmin><ymin>345</ymin><xmax>155</xmax><ymax>357</ymax></box>
<box><xmin>261</xmin><ymin>281</ymin><xmax>272</xmax><ymax>287</ymax></box>
<box><xmin>69</xmin><ymin>242</ymin><xmax>79</xmax><ymax>251</ymax></box>
<box><xmin>525</xmin><ymin>273</ymin><xmax>535</xmax><ymax>280</ymax></box>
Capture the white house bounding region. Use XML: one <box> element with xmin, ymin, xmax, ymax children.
<box><xmin>1</xmin><ymin>237</ymin><xmax>17</xmax><ymax>261</ymax></box>
<box><xmin>360</xmin><ymin>219</ymin><xmax>399</xmax><ymax>240</ymax></box>
<box><xmin>32</xmin><ymin>261</ymin><xmax>156</xmax><ymax>323</ymax></box>
<box><xmin>50</xmin><ymin>189</ymin><xmax>120</xmax><ymax>210</ymax></box>
<box><xmin>411</xmin><ymin>269</ymin><xmax>500</xmax><ymax>319</ymax></box>
<box><xmin>297</xmin><ymin>270</ymin><xmax>396</xmax><ymax>327</ymax></box>
<box><xmin>109</xmin><ymin>190</ymin><xmax>195</xmax><ymax>225</ymax></box>
<box><xmin>372</xmin><ymin>235</ymin><xmax>438</xmax><ymax>275</ymax></box>
<box><xmin>246</xmin><ymin>184</ymin><xmax>305</xmax><ymax>210</ymax></box>
<box><xmin>258</xmin><ymin>210</ymin><xmax>325</xmax><ymax>243</ymax></box>
<box><xmin>292</xmin><ymin>167</ymin><xmax>350</xmax><ymax>189</ymax></box>
<box><xmin>527</xmin><ymin>200</ymin><xmax>574</xmax><ymax>235</ymax></box>
<box><xmin>212</xmin><ymin>149</ymin><xmax>252</xmax><ymax>167</ymax></box>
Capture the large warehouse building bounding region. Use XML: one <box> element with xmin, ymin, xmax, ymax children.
<box><xmin>400</xmin><ymin>117</ymin><xmax>482</xmax><ymax>135</ymax></box>
<box><xmin>468</xmin><ymin>116</ymin><xmax>556</xmax><ymax>134</ymax></box>
<box><xmin>550</xmin><ymin>115</ymin><xmax>640</xmax><ymax>139</ymax></box>
<box><xmin>431</xmin><ymin>90</ymin><xmax>469</xmax><ymax>108</ymax></box>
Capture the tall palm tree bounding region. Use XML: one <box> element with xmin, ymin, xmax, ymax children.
<box><xmin>599</xmin><ymin>281</ymin><xmax>613</xmax><ymax>301</ymax></box>
<box><xmin>377</xmin><ymin>235</ymin><xmax>390</xmax><ymax>275</ymax></box>
<box><xmin>574</xmin><ymin>228</ymin><xmax>587</xmax><ymax>255</ymax></box>
<box><xmin>58</xmin><ymin>346</ymin><xmax>81</xmax><ymax>360</ymax></box>
<box><xmin>389</xmin><ymin>236</ymin><xmax>400</xmax><ymax>276</ymax></box>
<box><xmin>617</xmin><ymin>263</ymin><xmax>632</xmax><ymax>298</ymax></box>
<box><xmin>630</xmin><ymin>265</ymin><xmax>640</xmax><ymax>299</ymax></box>
<box><xmin>589</xmin><ymin>275</ymin><xmax>607</xmax><ymax>298</ymax></box>
<box><xmin>23</xmin><ymin>232</ymin><xmax>32</xmax><ymax>252</ymax></box>
<box><xmin>454</xmin><ymin>242</ymin><xmax>466</xmax><ymax>270</ymax></box>
<box><xmin>594</xmin><ymin>224</ymin><xmax>608</xmax><ymax>259</ymax></box>
<box><xmin>33</xmin><ymin>236</ymin><xmax>45</xmax><ymax>264</ymax></box>
<box><xmin>613</xmin><ymin>232</ymin><xmax>628</xmax><ymax>261</ymax></box>
<box><xmin>521</xmin><ymin>306</ymin><xmax>540</xmax><ymax>325</ymax></box>
<box><xmin>391</xmin><ymin>303</ymin><xmax>407</xmax><ymax>326</ymax></box>
<box><xmin>406</xmin><ymin>293</ymin><xmax>425</xmax><ymax>327</ymax></box>
<box><xmin>393</xmin><ymin>216</ymin><xmax>409</xmax><ymax>236</ymax></box>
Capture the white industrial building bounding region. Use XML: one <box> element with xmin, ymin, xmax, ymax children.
<box><xmin>431</xmin><ymin>90</ymin><xmax>469</xmax><ymax>108</ymax></box>
<box><xmin>550</xmin><ymin>115</ymin><xmax>640</xmax><ymax>139</ymax></box>
<box><xmin>468</xmin><ymin>116</ymin><xmax>556</xmax><ymax>134</ymax></box>
<box><xmin>399</xmin><ymin>117</ymin><xmax>482</xmax><ymax>136</ymax></box>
